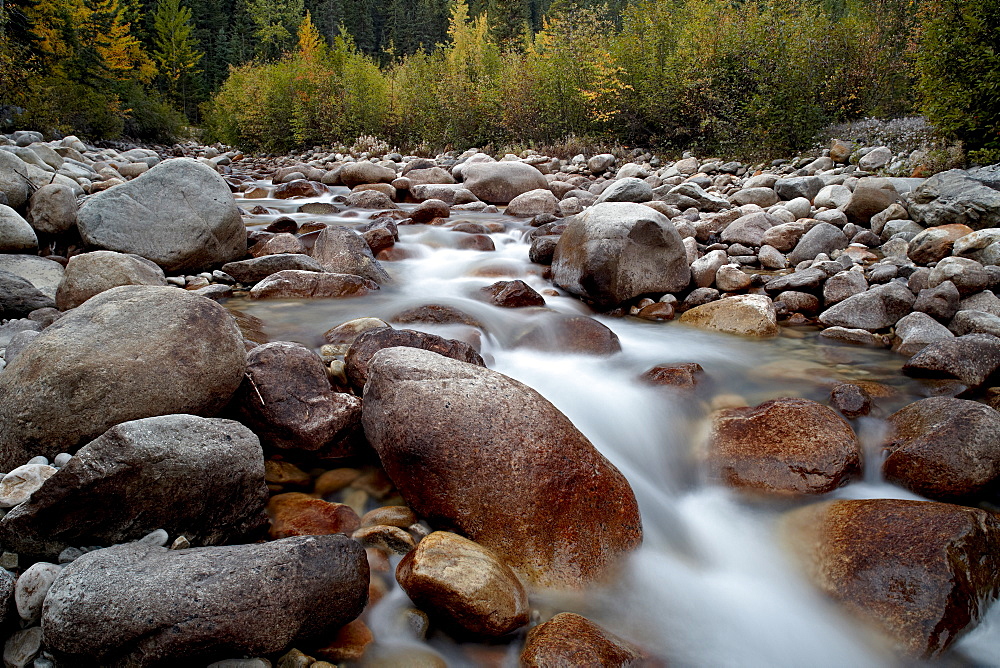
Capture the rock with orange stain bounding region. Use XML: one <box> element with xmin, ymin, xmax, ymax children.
<box><xmin>267</xmin><ymin>492</ymin><xmax>361</xmax><ymax>539</ymax></box>
<box><xmin>312</xmin><ymin>619</ymin><xmax>373</xmax><ymax>663</ymax></box>
<box><xmin>520</xmin><ymin>613</ymin><xmax>644</xmax><ymax>667</ymax></box>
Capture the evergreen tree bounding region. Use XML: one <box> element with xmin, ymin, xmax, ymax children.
<box><xmin>487</xmin><ymin>0</ymin><xmax>529</xmax><ymax>51</ymax></box>
<box><xmin>244</xmin><ymin>0</ymin><xmax>305</xmax><ymax>59</ymax></box>
<box><xmin>152</xmin><ymin>0</ymin><xmax>203</xmax><ymax>112</ymax></box>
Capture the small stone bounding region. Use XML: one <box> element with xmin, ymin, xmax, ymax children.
<box><xmin>360</xmin><ymin>506</ymin><xmax>417</xmax><ymax>529</ymax></box>
<box><xmin>521</xmin><ymin>613</ymin><xmax>643</xmax><ymax>668</ymax></box>
<box><xmin>0</xmin><ymin>552</ymin><xmax>17</xmax><ymax>570</ymax></box>
<box><xmin>264</xmin><ymin>460</ymin><xmax>312</xmax><ymax>487</ymax></box>
<box><xmin>352</xmin><ymin>525</ymin><xmax>416</xmax><ymax>555</ymax></box>
<box><xmin>170</xmin><ymin>536</ymin><xmax>191</xmax><ymax>550</ymax></box>
<box><xmin>830</xmin><ymin>383</ymin><xmax>871</xmax><ymax>418</ymax></box>
<box><xmin>57</xmin><ymin>547</ymin><xmax>84</xmax><ymax>564</ymax></box>
<box><xmin>15</xmin><ymin>562</ymin><xmax>61</xmax><ymax>623</ymax></box>
<box><xmin>312</xmin><ymin>619</ymin><xmax>373</xmax><ymax>663</ymax></box>
<box><xmin>52</xmin><ymin>453</ymin><xmax>72</xmax><ymax>468</ymax></box>
<box><xmin>25</xmin><ymin>456</ymin><xmax>48</xmax><ymax>466</ymax></box>
<box><xmin>641</xmin><ymin>363</ymin><xmax>705</xmax><ymax>389</ymax></box>
<box><xmin>267</xmin><ymin>493</ymin><xmax>361</xmax><ymax>539</ymax></box>
<box><xmin>276</xmin><ymin>648</ymin><xmax>313</xmax><ymax>668</ymax></box>
<box><xmin>3</xmin><ymin>627</ymin><xmax>42</xmax><ymax>668</ymax></box>
<box><xmin>137</xmin><ymin>529</ymin><xmax>170</xmax><ymax>547</ymax></box>
<box><xmin>313</xmin><ymin>468</ymin><xmax>361</xmax><ymax>496</ymax></box>
<box><xmin>0</xmin><ymin>465</ymin><xmax>57</xmax><ymax>508</ymax></box>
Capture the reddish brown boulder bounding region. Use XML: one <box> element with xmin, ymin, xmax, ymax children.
<box><xmin>362</xmin><ymin>348</ymin><xmax>642</xmax><ymax>589</ymax></box>
<box><xmin>783</xmin><ymin>499</ymin><xmax>1000</xmax><ymax>657</ymax></box>
<box><xmin>249</xmin><ymin>270</ymin><xmax>378</xmax><ymax>299</ymax></box>
<box><xmin>250</xmin><ymin>233</ymin><xmax>306</xmax><ymax>258</ymax></box>
<box><xmin>707</xmin><ymin>398</ymin><xmax>860</xmax><ymax>496</ymax></box>
<box><xmin>345</xmin><ymin>327</ymin><xmax>484</xmax><ymax>391</ymax></box>
<box><xmin>517</xmin><ymin>315</ymin><xmax>622</xmax><ymax>355</ymax></box>
<box><xmin>273</xmin><ymin>179</ymin><xmax>326</xmax><ymax>199</ymax></box>
<box><xmin>521</xmin><ymin>613</ymin><xmax>643</xmax><ymax>668</ymax></box>
<box><xmin>391</xmin><ymin>304</ymin><xmax>483</xmax><ymax>328</ymax></box>
<box><xmin>395</xmin><ymin>531</ymin><xmax>529</xmax><ymax>637</ymax></box>
<box><xmin>234</xmin><ymin>341</ymin><xmax>362</xmax><ymax>456</ymax></box>
<box><xmin>881</xmin><ymin>397</ymin><xmax>1000</xmax><ymax>501</ymax></box>
<box><xmin>642</xmin><ymin>362</ymin><xmax>704</xmax><ymax>389</ymax></box>
<box><xmin>267</xmin><ymin>492</ymin><xmax>361</xmax><ymax>539</ymax></box>
<box><xmin>480</xmin><ymin>280</ymin><xmax>545</xmax><ymax>307</ymax></box>
<box><xmin>411</xmin><ymin>199</ymin><xmax>450</xmax><ymax>224</ymax></box>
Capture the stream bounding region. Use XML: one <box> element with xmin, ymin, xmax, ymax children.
<box><xmin>226</xmin><ymin>183</ymin><xmax>1000</xmax><ymax>667</ymax></box>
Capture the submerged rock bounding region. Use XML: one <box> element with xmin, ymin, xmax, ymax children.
<box><xmin>362</xmin><ymin>347</ymin><xmax>642</xmax><ymax>589</ymax></box>
<box><xmin>520</xmin><ymin>613</ymin><xmax>643</xmax><ymax>668</ymax></box>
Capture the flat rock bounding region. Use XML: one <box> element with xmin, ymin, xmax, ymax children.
<box><xmin>345</xmin><ymin>327</ymin><xmax>484</xmax><ymax>391</ymax></box>
<box><xmin>783</xmin><ymin>499</ymin><xmax>1000</xmax><ymax>657</ymax></box>
<box><xmin>362</xmin><ymin>347</ymin><xmax>642</xmax><ymax>589</ymax></box>
<box><xmin>77</xmin><ymin>158</ymin><xmax>246</xmax><ymax>273</ymax></box>
<box><xmin>395</xmin><ymin>531</ymin><xmax>529</xmax><ymax>637</ymax></box>
<box><xmin>678</xmin><ymin>294</ymin><xmax>778</xmax><ymax>337</ymax></box>
<box><xmin>248</xmin><ymin>271</ymin><xmax>378</xmax><ymax>299</ymax></box>
<box><xmin>903</xmin><ymin>333</ymin><xmax>1000</xmax><ymax>389</ymax></box>
<box><xmin>222</xmin><ymin>254</ymin><xmax>325</xmax><ymax>284</ymax></box>
<box><xmin>707</xmin><ymin>398</ymin><xmax>860</xmax><ymax>496</ymax></box>
<box><xmin>41</xmin><ymin>535</ymin><xmax>369</xmax><ymax>666</ymax></box>
<box><xmin>0</xmin><ymin>285</ymin><xmax>246</xmax><ymax>469</ymax></box>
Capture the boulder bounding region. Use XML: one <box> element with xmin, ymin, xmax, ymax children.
<box><xmin>907</xmin><ymin>224</ymin><xmax>974</xmax><ymax>264</ymax></box>
<box><xmin>77</xmin><ymin>158</ymin><xmax>246</xmax><ymax>273</ymax></box>
<box><xmin>395</xmin><ymin>531</ymin><xmax>529</xmax><ymax>637</ymax></box>
<box><xmin>311</xmin><ymin>226</ymin><xmax>390</xmax><ymax>284</ymax></box>
<box><xmin>234</xmin><ymin>342</ymin><xmax>362</xmax><ymax>456</ymax></box>
<box><xmin>678</xmin><ymin>295</ymin><xmax>779</xmax><ymax>338</ymax></box>
<box><xmin>720</xmin><ymin>212</ymin><xmax>777</xmax><ymax>247</ymax></box>
<box><xmin>41</xmin><ymin>535</ymin><xmax>369</xmax><ymax>666</ymax></box>
<box><xmin>817</xmin><ymin>282</ymin><xmax>915</xmax><ymax>331</ymax></box>
<box><xmin>903</xmin><ymin>333</ymin><xmax>1000</xmax><ymax>389</ymax></box>
<box><xmin>54</xmin><ymin>250</ymin><xmax>166</xmax><ymax>310</ymax></box>
<box><xmin>25</xmin><ymin>184</ymin><xmax>77</xmax><ymax>235</ymax></box>
<box><xmin>0</xmin><ymin>415</ymin><xmax>268</xmax><ymax>559</ymax></box>
<box><xmin>273</xmin><ymin>180</ymin><xmax>325</xmax><ymax>199</ymax></box>
<box><xmin>823</xmin><ymin>271</ymin><xmax>867</xmax><ymax>305</ymax></box>
<box><xmin>707</xmin><ymin>398</ymin><xmax>860</xmax><ymax>496</ymax></box>
<box><xmin>858</xmin><ymin>146</ymin><xmax>892</xmax><ymax>171</ymax></box>
<box><xmin>783</xmin><ymin>499</ymin><xmax>1000</xmax><ymax>657</ymax></box>
<box><xmin>787</xmin><ymin>223</ymin><xmax>848</xmax><ymax>265</ymax></box>
<box><xmin>362</xmin><ymin>347</ymin><xmax>642</xmax><ymax>589</ymax></box>
<box><xmin>950</xmin><ymin>309</ymin><xmax>1000</xmax><ymax>337</ymax></box>
<box><xmin>248</xmin><ymin>271</ymin><xmax>378</xmax><ymax>299</ymax></box>
<box><xmin>907</xmin><ymin>167</ymin><xmax>1000</xmax><ymax>231</ymax></box>
<box><xmin>881</xmin><ymin>397</ymin><xmax>1000</xmax><ymax>502</ymax></box>
<box><xmin>814</xmin><ymin>184</ymin><xmax>852</xmax><ymax>209</ymax></box>
<box><xmin>339</xmin><ymin>162</ymin><xmax>396</xmax><ymax>189</ymax></box>
<box><xmin>0</xmin><ymin>255</ymin><xmax>64</xmax><ymax>300</ymax></box>
<box><xmin>730</xmin><ymin>187</ymin><xmax>778</xmax><ymax>208</ymax></box>
<box><xmin>587</xmin><ymin>154</ymin><xmax>615</xmax><ymax>174</ymax></box>
<box><xmin>521</xmin><ymin>613</ymin><xmax>642</xmax><ymax>668</ymax></box>
<box><xmin>480</xmin><ymin>280</ymin><xmax>545</xmax><ymax>307</ymax></box>
<box><xmin>505</xmin><ymin>189</ymin><xmax>559</xmax><ymax>217</ymax></box>
<box><xmin>0</xmin><ymin>285</ymin><xmax>246</xmax><ymax>470</ymax></box>
<box><xmin>912</xmin><ymin>281</ymin><xmax>960</xmax><ymax>322</ymax></box>
<box><xmin>267</xmin><ymin>493</ymin><xmax>360</xmax><ymax>539</ymax></box>
<box><xmin>0</xmin><ymin>271</ymin><xmax>55</xmax><ymax>319</ymax></box>
<box><xmin>774</xmin><ymin>176</ymin><xmax>824</xmax><ymax>202</ymax></box>
<box><xmin>926</xmin><ymin>257</ymin><xmax>989</xmax><ymax>295</ymax></box>
<box><xmin>952</xmin><ymin>228</ymin><xmax>1000</xmax><ymax>265</ymax></box>
<box><xmin>665</xmin><ymin>182</ymin><xmax>730</xmax><ymax>212</ymax></box>
<box><xmin>345</xmin><ymin>190</ymin><xmax>398</xmax><ymax>209</ymax></box>
<box><xmin>842</xmin><ymin>179</ymin><xmax>899</xmax><ymax>225</ymax></box>
<box><xmin>221</xmin><ymin>254</ymin><xmax>325</xmax><ymax>285</ymax></box>
<box><xmin>462</xmin><ymin>162</ymin><xmax>547</xmax><ymax>204</ymax></box>
<box><xmin>594</xmin><ymin>178</ymin><xmax>652</xmax><ymax>204</ymax></box>
<box><xmin>0</xmin><ymin>151</ymin><xmax>32</xmax><ymax>209</ymax></box>
<box><xmin>0</xmin><ymin>204</ymin><xmax>37</xmax><ymax>252</ymax></box>
<box><xmin>552</xmin><ymin>202</ymin><xmax>690</xmax><ymax>308</ymax></box>
<box><xmin>345</xmin><ymin>327</ymin><xmax>484</xmax><ymax>391</ymax></box>
<box><xmin>894</xmin><ymin>312</ymin><xmax>954</xmax><ymax>356</ymax></box>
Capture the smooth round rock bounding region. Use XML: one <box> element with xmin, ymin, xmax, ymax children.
<box><xmin>521</xmin><ymin>613</ymin><xmax>642</xmax><ymax>667</ymax></box>
<box><xmin>14</xmin><ymin>561</ymin><xmax>61</xmax><ymax>623</ymax></box>
<box><xmin>0</xmin><ymin>465</ymin><xmax>57</xmax><ymax>508</ymax></box>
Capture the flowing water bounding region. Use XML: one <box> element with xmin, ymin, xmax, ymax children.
<box><xmin>227</xmin><ymin>183</ymin><xmax>1000</xmax><ymax>667</ymax></box>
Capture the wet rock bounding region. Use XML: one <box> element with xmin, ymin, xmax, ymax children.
<box><xmin>222</xmin><ymin>254</ymin><xmax>325</xmax><ymax>284</ymax></box>
<box><xmin>552</xmin><ymin>202</ymin><xmax>689</xmax><ymax>308</ymax></box>
<box><xmin>903</xmin><ymin>333</ymin><xmax>1000</xmax><ymax>389</ymax></box>
<box><xmin>352</xmin><ymin>524</ymin><xmax>415</xmax><ymax>555</ymax></box>
<box><xmin>323</xmin><ymin>317</ymin><xmax>389</xmax><ymax>347</ymax></box>
<box><xmin>520</xmin><ymin>613</ymin><xmax>642</xmax><ymax>668</ymax></box>
<box><xmin>707</xmin><ymin>398</ymin><xmax>860</xmax><ymax>496</ymax></box>
<box><xmin>787</xmin><ymin>223</ymin><xmax>848</xmax><ymax>265</ymax></box>
<box><xmin>54</xmin><ymin>250</ymin><xmax>166</xmax><ymax>310</ymax></box>
<box><xmin>41</xmin><ymin>535</ymin><xmax>369</xmax><ymax>666</ymax></box>
<box><xmin>517</xmin><ymin>314</ymin><xmax>622</xmax><ymax>355</ymax></box>
<box><xmin>312</xmin><ymin>619</ymin><xmax>374</xmax><ymax>663</ymax></box>
<box><xmin>912</xmin><ymin>281</ymin><xmax>960</xmax><ymax>321</ymax></box>
<box><xmin>346</xmin><ymin>327</ymin><xmax>485</xmax><ymax>391</ymax></box>
<box><xmin>678</xmin><ymin>294</ymin><xmax>778</xmax><ymax>338</ymax></box>
<box><xmin>783</xmin><ymin>498</ymin><xmax>1000</xmax><ymax>657</ymax></box>
<box><xmin>391</xmin><ymin>304</ymin><xmax>483</xmax><ymax>328</ymax></box>
<box><xmin>248</xmin><ymin>270</ymin><xmax>378</xmax><ymax>299</ymax></box>
<box><xmin>273</xmin><ymin>180</ymin><xmax>324</xmax><ymax>199</ymax></box>
<box><xmin>908</xmin><ymin>167</ymin><xmax>1000</xmax><ymax>231</ymax></box>
<box><xmin>339</xmin><ymin>162</ymin><xmax>396</xmax><ymax>189</ymax></box>
<box><xmin>462</xmin><ymin>162</ymin><xmax>547</xmax><ymax>204</ymax></box>
<box><xmin>395</xmin><ymin>531</ymin><xmax>529</xmax><ymax>637</ymax></box>
<box><xmin>641</xmin><ymin>362</ymin><xmax>704</xmax><ymax>389</ymax></box>
<box><xmin>235</xmin><ymin>342</ymin><xmax>362</xmax><ymax>455</ymax></box>
<box><xmin>0</xmin><ymin>205</ymin><xmax>37</xmax><ymax>252</ymax></box>
<box><xmin>410</xmin><ymin>199</ymin><xmax>450</xmax><ymax>224</ymax></box>
<box><xmin>505</xmin><ymin>189</ymin><xmax>559</xmax><ymax>217</ymax></box>
<box><xmin>345</xmin><ymin>190</ymin><xmax>398</xmax><ymax>209</ymax></box>
<box><xmin>251</xmin><ymin>232</ymin><xmax>305</xmax><ymax>257</ymax></box>
<box><xmin>636</xmin><ymin>301</ymin><xmax>675</xmax><ymax>320</ymax></box>
<box><xmin>0</xmin><ymin>271</ymin><xmax>55</xmax><ymax>319</ymax></box>
<box><xmin>830</xmin><ymin>383</ymin><xmax>871</xmax><ymax>418</ymax></box>
<box><xmin>0</xmin><ymin>286</ymin><xmax>246</xmax><ymax>469</ymax></box>
<box><xmin>0</xmin><ymin>464</ymin><xmax>57</xmax><ymax>508</ymax></box>
<box><xmin>311</xmin><ymin>225</ymin><xmax>390</xmax><ymax>285</ymax></box>
<box><xmin>267</xmin><ymin>493</ymin><xmax>361</xmax><ymax>539</ymax></box>
<box><xmin>894</xmin><ymin>312</ymin><xmax>954</xmax><ymax>356</ymax></box>
<box><xmin>362</xmin><ymin>347</ymin><xmax>642</xmax><ymax>589</ymax></box>
<box><xmin>77</xmin><ymin>158</ymin><xmax>246</xmax><ymax>273</ymax></box>
<box><xmin>480</xmin><ymin>280</ymin><xmax>544</xmax><ymax>307</ymax></box>
<box><xmin>881</xmin><ymin>397</ymin><xmax>1000</xmax><ymax>501</ymax></box>
<box><xmin>908</xmin><ymin>224</ymin><xmax>974</xmax><ymax>264</ymax></box>
<box><xmin>0</xmin><ymin>415</ymin><xmax>267</xmax><ymax>559</ymax></box>
<box><xmin>26</xmin><ymin>183</ymin><xmax>77</xmax><ymax>235</ymax></box>
<box><xmin>817</xmin><ymin>282</ymin><xmax>915</xmax><ymax>331</ymax></box>
<box><xmin>360</xmin><ymin>506</ymin><xmax>417</xmax><ymax>528</ymax></box>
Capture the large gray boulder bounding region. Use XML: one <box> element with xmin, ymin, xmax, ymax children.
<box><xmin>818</xmin><ymin>282</ymin><xmax>915</xmax><ymax>331</ymax></box>
<box><xmin>0</xmin><ymin>204</ymin><xmax>37</xmax><ymax>252</ymax></box>
<box><xmin>310</xmin><ymin>225</ymin><xmax>390</xmax><ymax>284</ymax></box>
<box><xmin>787</xmin><ymin>222</ymin><xmax>848</xmax><ymax>264</ymax></box>
<box><xmin>0</xmin><ymin>150</ymin><xmax>32</xmax><ymax>209</ymax></box>
<box><xmin>26</xmin><ymin>184</ymin><xmax>77</xmax><ymax>235</ymax></box>
<box><xmin>462</xmin><ymin>162</ymin><xmax>547</xmax><ymax>204</ymax></box>
<box><xmin>77</xmin><ymin>158</ymin><xmax>246</xmax><ymax>273</ymax></box>
<box><xmin>55</xmin><ymin>250</ymin><xmax>166</xmax><ymax>310</ymax></box>
<box><xmin>0</xmin><ymin>285</ymin><xmax>246</xmax><ymax>470</ymax></box>
<box><xmin>338</xmin><ymin>161</ymin><xmax>396</xmax><ymax>188</ymax></box>
<box><xmin>595</xmin><ymin>178</ymin><xmax>652</xmax><ymax>204</ymax></box>
<box><xmin>774</xmin><ymin>176</ymin><xmax>824</xmax><ymax>202</ymax></box>
<box><xmin>41</xmin><ymin>535</ymin><xmax>369</xmax><ymax>666</ymax></box>
<box><xmin>362</xmin><ymin>347</ymin><xmax>642</xmax><ymax>589</ymax></box>
<box><xmin>0</xmin><ymin>271</ymin><xmax>55</xmax><ymax>319</ymax></box>
<box><xmin>552</xmin><ymin>202</ymin><xmax>690</xmax><ymax>308</ymax></box>
<box><xmin>0</xmin><ymin>255</ymin><xmax>63</xmax><ymax>299</ymax></box>
<box><xmin>0</xmin><ymin>415</ymin><xmax>268</xmax><ymax>559</ymax></box>
<box><xmin>908</xmin><ymin>166</ymin><xmax>1000</xmax><ymax>231</ymax></box>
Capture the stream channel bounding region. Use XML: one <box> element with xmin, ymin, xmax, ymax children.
<box><xmin>226</xmin><ymin>183</ymin><xmax>1000</xmax><ymax>667</ymax></box>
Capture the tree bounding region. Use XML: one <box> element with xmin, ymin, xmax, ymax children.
<box><xmin>152</xmin><ymin>0</ymin><xmax>203</xmax><ymax>115</ymax></box>
<box><xmin>244</xmin><ymin>0</ymin><xmax>304</xmax><ymax>59</ymax></box>
<box><xmin>487</xmin><ymin>0</ymin><xmax>529</xmax><ymax>51</ymax></box>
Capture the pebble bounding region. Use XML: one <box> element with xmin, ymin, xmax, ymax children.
<box><xmin>15</xmin><ymin>562</ymin><xmax>61</xmax><ymax>623</ymax></box>
<box><xmin>136</xmin><ymin>528</ymin><xmax>169</xmax><ymax>547</ymax></box>
<box><xmin>0</xmin><ymin>465</ymin><xmax>57</xmax><ymax>508</ymax></box>
<box><xmin>3</xmin><ymin>627</ymin><xmax>42</xmax><ymax>668</ymax></box>
<box><xmin>52</xmin><ymin>453</ymin><xmax>72</xmax><ymax>468</ymax></box>
<box><xmin>57</xmin><ymin>547</ymin><xmax>84</xmax><ymax>564</ymax></box>
<box><xmin>0</xmin><ymin>552</ymin><xmax>17</xmax><ymax>570</ymax></box>
<box><xmin>170</xmin><ymin>536</ymin><xmax>191</xmax><ymax>550</ymax></box>
<box><xmin>352</xmin><ymin>525</ymin><xmax>416</xmax><ymax>555</ymax></box>
<box><xmin>25</xmin><ymin>456</ymin><xmax>48</xmax><ymax>466</ymax></box>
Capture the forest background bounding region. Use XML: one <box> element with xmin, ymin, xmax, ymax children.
<box><xmin>0</xmin><ymin>0</ymin><xmax>997</xmax><ymax>161</ymax></box>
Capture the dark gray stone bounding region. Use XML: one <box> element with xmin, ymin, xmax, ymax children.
<box><xmin>0</xmin><ymin>270</ymin><xmax>55</xmax><ymax>319</ymax></box>
<box><xmin>787</xmin><ymin>223</ymin><xmax>849</xmax><ymax>265</ymax></box>
<box><xmin>221</xmin><ymin>254</ymin><xmax>325</xmax><ymax>285</ymax></box>
<box><xmin>818</xmin><ymin>282</ymin><xmax>915</xmax><ymax>331</ymax></box>
<box><xmin>903</xmin><ymin>334</ymin><xmax>1000</xmax><ymax>389</ymax></box>
<box><xmin>310</xmin><ymin>225</ymin><xmax>390</xmax><ymax>285</ymax></box>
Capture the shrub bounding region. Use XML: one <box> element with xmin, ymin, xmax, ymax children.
<box><xmin>20</xmin><ymin>76</ymin><xmax>126</xmax><ymax>139</ymax></box>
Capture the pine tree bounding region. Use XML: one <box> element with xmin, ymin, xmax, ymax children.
<box><xmin>487</xmin><ymin>0</ymin><xmax>529</xmax><ymax>51</ymax></box>
<box><xmin>244</xmin><ymin>0</ymin><xmax>305</xmax><ymax>59</ymax></box>
<box><xmin>152</xmin><ymin>0</ymin><xmax>203</xmax><ymax>109</ymax></box>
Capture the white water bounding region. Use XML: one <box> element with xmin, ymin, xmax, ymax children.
<box><xmin>231</xmin><ymin>185</ymin><xmax>1000</xmax><ymax>667</ymax></box>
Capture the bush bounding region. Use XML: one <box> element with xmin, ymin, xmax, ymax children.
<box><xmin>20</xmin><ymin>76</ymin><xmax>126</xmax><ymax>139</ymax></box>
<box><xmin>916</xmin><ymin>0</ymin><xmax>1000</xmax><ymax>151</ymax></box>
<box><xmin>121</xmin><ymin>84</ymin><xmax>188</xmax><ymax>143</ymax></box>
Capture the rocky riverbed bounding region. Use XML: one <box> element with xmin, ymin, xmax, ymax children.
<box><xmin>1</xmin><ymin>127</ymin><xmax>1000</xmax><ymax>666</ymax></box>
